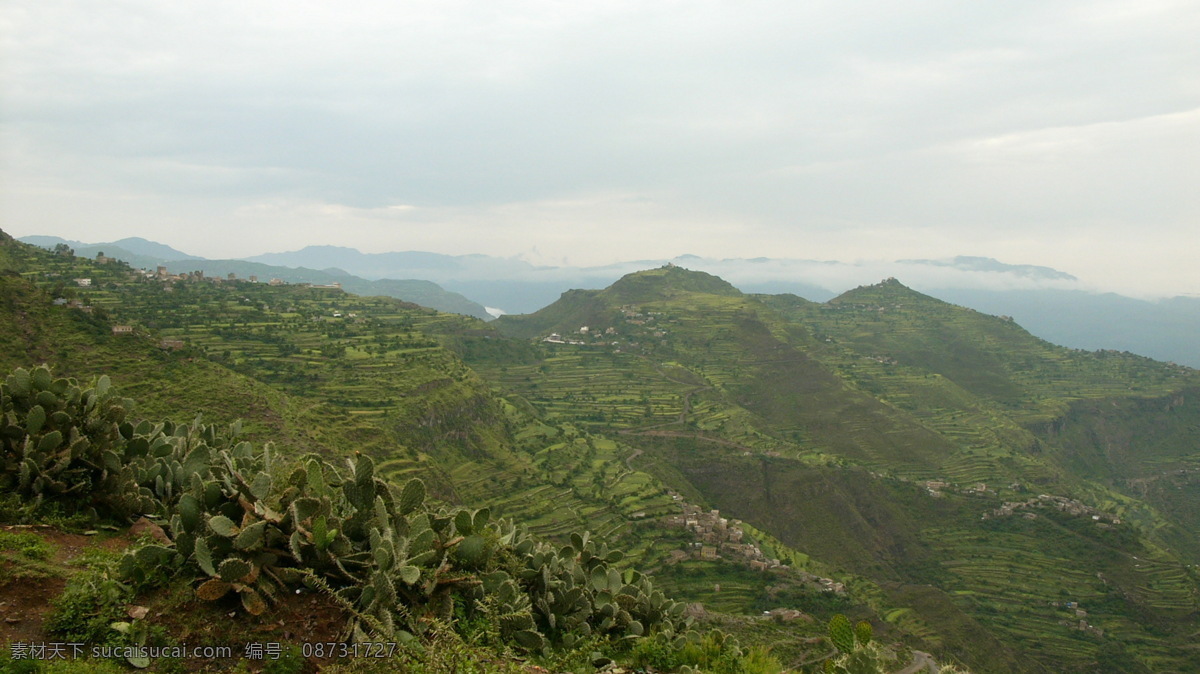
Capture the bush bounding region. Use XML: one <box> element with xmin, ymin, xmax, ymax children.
<box><xmin>2</xmin><ymin>366</ymin><xmax>699</xmax><ymax>663</ymax></box>
<box><xmin>44</xmin><ymin>555</ymin><xmax>131</xmax><ymax>646</ymax></box>
<box><xmin>630</xmin><ymin>631</ymin><xmax>782</xmax><ymax>674</ymax></box>
<box><xmin>0</xmin><ymin>530</ymin><xmax>52</xmax><ymax>560</ymax></box>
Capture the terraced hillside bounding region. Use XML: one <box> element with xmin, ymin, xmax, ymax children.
<box><xmin>479</xmin><ymin>266</ymin><xmax>1200</xmax><ymax>673</ymax></box>
<box><xmin>6</xmin><ymin>231</ymin><xmax>1198</xmax><ymax>672</ymax></box>
<box><xmin>3</xmin><ymin>234</ymin><xmax>888</xmax><ymax>668</ymax></box>
<box><xmin>18</xmin><ymin>234</ymin><xmax>495</xmax><ymax>319</ymax></box>
<box><xmin>3</xmin><ymin>236</ymin><xmax>631</xmax><ymax>525</ymax></box>
<box><xmin>759</xmin><ymin>281</ymin><xmax>1200</xmax><ymax>558</ymax></box>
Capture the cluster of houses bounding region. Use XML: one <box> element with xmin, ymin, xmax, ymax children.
<box><xmin>920</xmin><ymin>479</ymin><xmax>1000</xmax><ymax>498</ymax></box>
<box><xmin>147</xmin><ymin>266</ymin><xmax>263</xmax><ymax>285</ymax></box>
<box><xmin>73</xmin><ymin>257</ymin><xmax>274</xmax><ymax>288</ymax></box>
<box><xmin>543</xmin><ymin>325</ymin><xmax>623</xmax><ymax>346</ymax></box>
<box><xmin>542</xmin><ymin>333</ymin><xmax>587</xmax><ymax>345</ymax></box>
<box><xmin>540</xmin><ymin>309</ymin><xmax>671</xmax><ymax>354</ymax></box>
<box><xmin>984</xmin><ymin>494</ymin><xmax>1122</xmax><ymax>526</ymax></box>
<box><xmin>620</xmin><ymin>305</ymin><xmax>664</xmax><ymax>325</ymax></box>
<box><xmin>137</xmin><ymin>267</ymin><xmax>250</xmax><ymax>284</ymax></box>
<box><xmin>52</xmin><ymin>297</ymin><xmax>93</xmax><ymax>314</ymax></box>
<box><xmin>1052</xmin><ymin>601</ymin><xmax>1104</xmax><ymax>636</ymax></box>
<box><xmin>61</xmin><ymin>255</ymin><xmax>345</xmax><ymax>346</ymax></box>
<box><xmin>659</xmin><ymin>493</ymin><xmax>846</xmax><ymax>594</ymax></box>
<box><xmin>914</xmin><ymin>475</ymin><xmax>1124</xmax><ymax>528</ymax></box>
<box><xmin>141</xmin><ymin>265</ymin><xmax>341</xmax><ymax>291</ymax></box>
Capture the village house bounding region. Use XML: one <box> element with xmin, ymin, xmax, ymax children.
<box><xmin>986</xmin><ymin>493</ymin><xmax>1121</xmax><ymax>524</ymax></box>
<box><xmin>666</xmin><ymin>549</ymin><xmax>689</xmax><ymax>564</ymax></box>
<box><xmin>111</xmin><ymin>325</ymin><xmax>134</xmax><ymax>335</ymax></box>
<box><xmin>923</xmin><ymin>480</ymin><xmax>948</xmax><ymax>494</ymax></box>
<box><xmin>818</xmin><ymin>578</ymin><xmax>846</xmax><ymax>593</ymax></box>
<box><xmin>764</xmin><ymin>608</ymin><xmax>807</xmax><ymax>622</ymax></box>
<box><xmin>73</xmin><ymin>278</ymin><xmax>91</xmax><ymax>287</ymax></box>
<box><xmin>662</xmin><ymin>494</ymin><xmax>846</xmax><ymax>594</ymax></box>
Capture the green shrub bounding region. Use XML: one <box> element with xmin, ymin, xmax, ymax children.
<box><xmin>0</xmin><ymin>529</ymin><xmax>59</xmax><ymax>585</ymax></box>
<box><xmin>2</xmin><ymin>366</ymin><xmax>701</xmax><ymax>664</ymax></box>
<box><xmin>44</xmin><ymin>560</ymin><xmax>132</xmax><ymax>646</ymax></box>
<box><xmin>0</xmin><ymin>530</ymin><xmax>52</xmax><ymax>560</ymax></box>
<box><xmin>630</xmin><ymin>631</ymin><xmax>782</xmax><ymax>674</ymax></box>
<box><xmin>630</xmin><ymin>633</ymin><xmax>684</xmax><ymax>670</ymax></box>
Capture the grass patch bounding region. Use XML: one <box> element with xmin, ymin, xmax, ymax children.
<box><xmin>0</xmin><ymin>531</ymin><xmax>53</xmax><ymax>560</ymax></box>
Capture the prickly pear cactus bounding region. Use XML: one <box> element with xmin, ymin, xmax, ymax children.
<box><xmin>855</xmin><ymin>619</ymin><xmax>872</xmax><ymax>646</ymax></box>
<box><xmin>0</xmin><ymin>366</ymin><xmax>144</xmax><ymax>517</ymax></box>
<box><xmin>6</xmin><ymin>366</ymin><xmax>701</xmax><ymax>659</ymax></box>
<box><xmin>825</xmin><ymin>614</ymin><xmax>890</xmax><ymax>674</ymax></box>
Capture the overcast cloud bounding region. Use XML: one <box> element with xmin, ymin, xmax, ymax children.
<box><xmin>2</xmin><ymin>0</ymin><xmax>1198</xmax><ymax>296</ymax></box>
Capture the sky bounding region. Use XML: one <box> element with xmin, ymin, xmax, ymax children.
<box><xmin>2</xmin><ymin>0</ymin><xmax>1198</xmax><ymax>297</ymax></box>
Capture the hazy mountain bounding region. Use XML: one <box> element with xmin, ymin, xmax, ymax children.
<box><xmin>930</xmin><ymin>288</ymin><xmax>1200</xmax><ymax>368</ymax></box>
<box><xmin>19</xmin><ymin>237</ymin><xmax>194</xmax><ymax>272</ymax></box>
<box><xmin>18</xmin><ymin>236</ymin><xmax>492</xmax><ymax>320</ymax></box>
<box><xmin>23</xmin><ymin>235</ymin><xmax>1200</xmax><ymax>366</ymax></box>
<box><xmin>159</xmin><ymin>258</ymin><xmax>493</xmax><ymax>320</ymax></box>
<box><xmin>6</xmin><ymin>230</ymin><xmax>1200</xmax><ymax>672</ymax></box>
<box><xmin>246</xmin><ymin>245</ymin><xmax>547</xmax><ymax>281</ymax></box>
<box><xmin>20</xmin><ymin>235</ymin><xmax>201</xmax><ymax>265</ymax></box>
<box><xmin>897</xmin><ymin>255</ymin><xmax>1078</xmax><ymax>281</ymax></box>
<box><xmin>244</xmin><ymin>247</ymin><xmax>1079</xmax><ymax>311</ymax></box>
<box><xmin>106</xmin><ymin>236</ymin><xmax>203</xmax><ymax>261</ymax></box>
<box><xmin>246</xmin><ymin>245</ymin><xmax>1200</xmax><ymax>367</ymax></box>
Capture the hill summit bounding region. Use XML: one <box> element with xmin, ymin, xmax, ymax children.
<box><xmin>829</xmin><ymin>277</ymin><xmax>934</xmax><ymax>305</ymax></box>
<box><xmin>493</xmin><ymin>265</ymin><xmax>744</xmax><ymax>338</ymax></box>
<box><xmin>604</xmin><ymin>264</ymin><xmax>742</xmax><ymax>303</ymax></box>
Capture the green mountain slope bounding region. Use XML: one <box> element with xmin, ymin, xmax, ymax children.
<box><xmin>475</xmin><ymin>266</ymin><xmax>1200</xmax><ymax>673</ymax></box>
<box><xmin>18</xmin><ymin>235</ymin><xmax>494</xmax><ymax>320</ymax></box>
<box><xmin>6</xmin><ymin>230</ymin><xmax>1198</xmax><ymax>672</ymax></box>
<box><xmin>2</xmin><ymin>234</ymin><xmax>828</xmax><ymax>623</ymax></box>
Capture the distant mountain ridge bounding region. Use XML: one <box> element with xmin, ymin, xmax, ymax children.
<box><xmin>6</xmin><ymin>230</ymin><xmax>1200</xmax><ymax>672</ymax></box>
<box><xmin>20</xmin><ymin>235</ymin><xmax>200</xmax><ymax>262</ymax></box>
<box><xmin>279</xmin><ymin>247</ymin><xmax>1200</xmax><ymax>367</ymax></box>
<box><xmin>19</xmin><ymin>235</ymin><xmax>203</xmax><ymax>270</ymax></box>
<box><xmin>18</xmin><ymin>236</ymin><xmax>493</xmax><ymax>320</ymax></box>
<box><xmin>897</xmin><ymin>255</ymin><xmax>1078</xmax><ymax>281</ymax></box>
<box><xmin>19</xmin><ymin>235</ymin><xmax>1200</xmax><ymax>366</ymax></box>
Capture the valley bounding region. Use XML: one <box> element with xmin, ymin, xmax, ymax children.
<box><xmin>2</xmin><ymin>232</ymin><xmax>1198</xmax><ymax>672</ymax></box>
